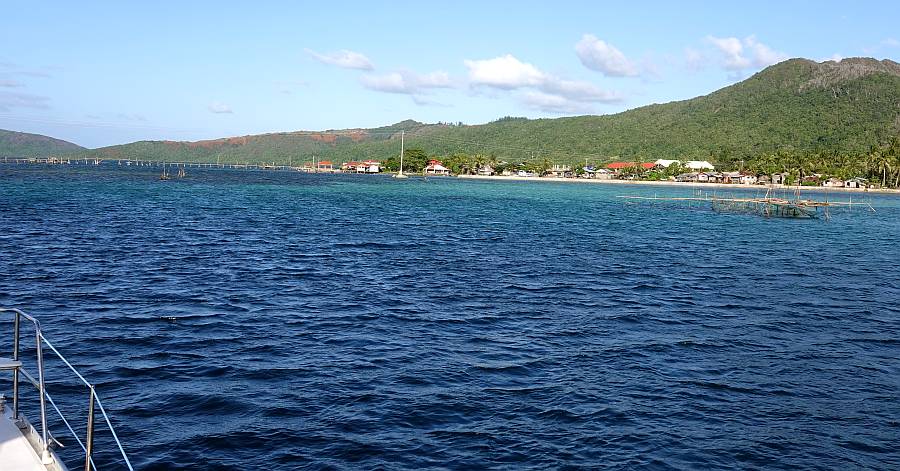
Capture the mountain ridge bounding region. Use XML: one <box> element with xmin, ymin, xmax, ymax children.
<box><xmin>3</xmin><ymin>57</ymin><xmax>899</xmax><ymax>164</ymax></box>
<box><xmin>0</xmin><ymin>129</ymin><xmax>85</xmax><ymax>157</ymax></box>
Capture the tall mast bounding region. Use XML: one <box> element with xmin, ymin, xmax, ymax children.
<box><xmin>399</xmin><ymin>130</ymin><xmax>405</xmax><ymax>175</ymax></box>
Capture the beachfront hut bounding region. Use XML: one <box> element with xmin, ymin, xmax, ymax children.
<box><xmin>845</xmin><ymin>178</ymin><xmax>867</xmax><ymax>189</ymax></box>
<box><xmin>772</xmin><ymin>173</ymin><xmax>789</xmax><ymax>185</ymax></box>
<box><xmin>723</xmin><ymin>171</ymin><xmax>741</xmax><ymax>184</ymax></box>
<box><xmin>583</xmin><ymin>168</ymin><xmax>614</xmax><ymax>180</ymax></box>
<box><xmin>317</xmin><ymin>160</ymin><xmax>334</xmax><ymax>172</ymax></box>
<box><xmin>823</xmin><ymin>177</ymin><xmax>844</xmax><ymax>187</ymax></box>
<box><xmin>544</xmin><ymin>164</ymin><xmax>572</xmax><ymax>178</ymax></box>
<box><xmin>676</xmin><ymin>172</ymin><xmax>699</xmax><ymax>182</ymax></box>
<box><xmin>424</xmin><ymin>160</ymin><xmax>450</xmax><ymax>175</ymax></box>
<box><xmin>477</xmin><ymin>165</ymin><xmax>495</xmax><ymax>176</ymax></box>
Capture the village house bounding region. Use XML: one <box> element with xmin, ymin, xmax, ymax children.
<box><xmin>722</xmin><ymin>171</ymin><xmax>741</xmax><ymax>184</ymax></box>
<box><xmin>844</xmin><ymin>177</ymin><xmax>868</xmax><ymax>189</ymax></box>
<box><xmin>607</xmin><ymin>162</ymin><xmax>655</xmax><ymax>179</ymax></box>
<box><xmin>360</xmin><ymin>160</ymin><xmax>381</xmax><ymax>173</ymax></box>
<box><xmin>424</xmin><ymin>159</ymin><xmax>451</xmax><ymax>176</ymax></box>
<box><xmin>582</xmin><ymin>167</ymin><xmax>615</xmax><ymax>180</ymax></box>
<box><xmin>723</xmin><ymin>171</ymin><xmax>758</xmax><ymax>185</ymax></box>
<box><xmin>803</xmin><ymin>174</ymin><xmax>823</xmax><ymax>185</ymax></box>
<box><xmin>544</xmin><ymin>164</ymin><xmax>572</xmax><ymax>178</ymax></box>
<box><xmin>676</xmin><ymin>172</ymin><xmax>699</xmax><ymax>182</ymax></box>
<box><xmin>607</xmin><ymin>162</ymin><xmax>656</xmax><ymax>172</ymax></box>
<box><xmin>740</xmin><ymin>174</ymin><xmax>758</xmax><ymax>185</ymax></box>
<box><xmin>771</xmin><ymin>173</ymin><xmax>789</xmax><ymax>185</ymax></box>
<box><xmin>477</xmin><ymin>165</ymin><xmax>495</xmax><ymax>176</ymax></box>
<box><xmin>317</xmin><ymin>160</ymin><xmax>334</xmax><ymax>172</ymax></box>
<box><xmin>823</xmin><ymin>177</ymin><xmax>844</xmax><ymax>187</ymax></box>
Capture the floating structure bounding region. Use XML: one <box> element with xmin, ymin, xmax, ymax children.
<box><xmin>618</xmin><ymin>186</ymin><xmax>874</xmax><ymax>220</ymax></box>
<box><xmin>1</xmin><ymin>308</ymin><xmax>133</xmax><ymax>470</ymax></box>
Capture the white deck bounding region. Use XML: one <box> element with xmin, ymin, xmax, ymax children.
<box><xmin>0</xmin><ymin>403</ymin><xmax>59</xmax><ymax>471</ymax></box>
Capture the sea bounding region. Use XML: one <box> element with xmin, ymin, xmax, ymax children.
<box><xmin>1</xmin><ymin>164</ymin><xmax>898</xmax><ymax>470</ymax></box>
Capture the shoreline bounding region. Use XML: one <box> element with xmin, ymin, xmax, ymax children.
<box><xmin>456</xmin><ymin>174</ymin><xmax>900</xmax><ymax>195</ymax></box>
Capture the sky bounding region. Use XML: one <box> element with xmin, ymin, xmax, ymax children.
<box><xmin>2</xmin><ymin>0</ymin><xmax>899</xmax><ymax>148</ymax></box>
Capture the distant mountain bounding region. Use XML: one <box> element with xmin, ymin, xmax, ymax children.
<box><xmin>84</xmin><ymin>119</ymin><xmax>433</xmax><ymax>165</ymax></box>
<box><xmin>0</xmin><ymin>129</ymin><xmax>84</xmax><ymax>157</ymax></box>
<box><xmin>39</xmin><ymin>57</ymin><xmax>900</xmax><ymax>165</ymax></box>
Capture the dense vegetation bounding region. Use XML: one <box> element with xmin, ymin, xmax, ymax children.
<box><xmin>735</xmin><ymin>138</ymin><xmax>900</xmax><ymax>187</ymax></box>
<box><xmin>0</xmin><ymin>129</ymin><xmax>84</xmax><ymax>157</ymax></box>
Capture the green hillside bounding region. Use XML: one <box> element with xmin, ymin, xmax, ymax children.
<box><xmin>0</xmin><ymin>129</ymin><xmax>84</xmax><ymax>157</ymax></box>
<box><xmin>62</xmin><ymin>57</ymin><xmax>900</xmax><ymax>166</ymax></box>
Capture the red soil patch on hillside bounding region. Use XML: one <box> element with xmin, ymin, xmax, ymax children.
<box><xmin>186</xmin><ymin>136</ymin><xmax>248</xmax><ymax>148</ymax></box>
<box><xmin>310</xmin><ymin>133</ymin><xmax>337</xmax><ymax>143</ymax></box>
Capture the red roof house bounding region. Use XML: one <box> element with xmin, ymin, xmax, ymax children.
<box><xmin>606</xmin><ymin>162</ymin><xmax>655</xmax><ymax>170</ymax></box>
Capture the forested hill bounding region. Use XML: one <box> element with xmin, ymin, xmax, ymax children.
<box><xmin>0</xmin><ymin>129</ymin><xmax>84</xmax><ymax>157</ymax></box>
<box><xmin>30</xmin><ymin>57</ymin><xmax>900</xmax><ymax>165</ymax></box>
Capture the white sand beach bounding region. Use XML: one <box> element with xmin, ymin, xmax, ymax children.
<box><xmin>456</xmin><ymin>174</ymin><xmax>900</xmax><ymax>195</ymax></box>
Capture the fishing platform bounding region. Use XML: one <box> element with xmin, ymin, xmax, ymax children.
<box><xmin>1</xmin><ymin>308</ymin><xmax>132</xmax><ymax>470</ymax></box>
<box><xmin>618</xmin><ymin>186</ymin><xmax>874</xmax><ymax>220</ymax></box>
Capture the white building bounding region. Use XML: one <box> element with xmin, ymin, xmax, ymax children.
<box><xmin>424</xmin><ymin>160</ymin><xmax>450</xmax><ymax>175</ymax></box>
<box><xmin>684</xmin><ymin>160</ymin><xmax>715</xmax><ymax>170</ymax></box>
<box><xmin>361</xmin><ymin>160</ymin><xmax>381</xmax><ymax>173</ymax></box>
<box><xmin>654</xmin><ymin>159</ymin><xmax>681</xmax><ymax>168</ymax></box>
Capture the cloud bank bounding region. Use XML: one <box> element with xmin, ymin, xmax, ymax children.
<box><xmin>208</xmin><ymin>102</ymin><xmax>233</xmax><ymax>114</ymax></box>
<box><xmin>306</xmin><ymin>48</ymin><xmax>374</xmax><ymax>70</ymax></box>
<box><xmin>464</xmin><ymin>54</ymin><xmax>621</xmax><ymax>114</ymax></box>
<box><xmin>707</xmin><ymin>35</ymin><xmax>788</xmax><ymax>72</ymax></box>
<box><xmin>575</xmin><ymin>34</ymin><xmax>640</xmax><ymax>77</ymax></box>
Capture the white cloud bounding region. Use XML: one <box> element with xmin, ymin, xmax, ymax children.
<box><xmin>464</xmin><ymin>54</ymin><xmax>546</xmax><ymax>89</ymax></box>
<box><xmin>539</xmin><ymin>77</ymin><xmax>621</xmax><ymax>103</ymax></box>
<box><xmin>522</xmin><ymin>91</ymin><xmax>594</xmax><ymax>114</ymax></box>
<box><xmin>464</xmin><ymin>53</ymin><xmax>622</xmax><ymax>114</ymax></box>
<box><xmin>274</xmin><ymin>79</ymin><xmax>310</xmax><ymax>94</ymax></box>
<box><xmin>0</xmin><ymin>91</ymin><xmax>50</xmax><ymax>111</ymax></box>
<box><xmin>745</xmin><ymin>36</ymin><xmax>788</xmax><ymax>66</ymax></box>
<box><xmin>305</xmin><ymin>48</ymin><xmax>374</xmax><ymax>70</ymax></box>
<box><xmin>359</xmin><ymin>70</ymin><xmax>453</xmax><ymax>106</ymax></box>
<box><xmin>208</xmin><ymin>102</ymin><xmax>233</xmax><ymax>114</ymax></box>
<box><xmin>684</xmin><ymin>47</ymin><xmax>707</xmax><ymax>71</ymax></box>
<box><xmin>116</xmin><ymin>113</ymin><xmax>147</xmax><ymax>121</ymax></box>
<box><xmin>575</xmin><ymin>34</ymin><xmax>640</xmax><ymax>77</ymax></box>
<box><xmin>707</xmin><ymin>36</ymin><xmax>751</xmax><ymax>70</ymax></box>
<box><xmin>707</xmin><ymin>35</ymin><xmax>788</xmax><ymax>72</ymax></box>
<box><xmin>360</xmin><ymin>70</ymin><xmax>452</xmax><ymax>95</ymax></box>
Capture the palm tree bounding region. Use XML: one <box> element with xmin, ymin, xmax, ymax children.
<box><xmin>872</xmin><ymin>152</ymin><xmax>892</xmax><ymax>187</ymax></box>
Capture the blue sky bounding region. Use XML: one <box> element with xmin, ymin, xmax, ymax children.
<box><xmin>2</xmin><ymin>0</ymin><xmax>899</xmax><ymax>148</ymax></box>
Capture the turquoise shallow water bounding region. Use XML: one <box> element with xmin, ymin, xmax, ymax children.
<box><xmin>1</xmin><ymin>164</ymin><xmax>899</xmax><ymax>470</ymax></box>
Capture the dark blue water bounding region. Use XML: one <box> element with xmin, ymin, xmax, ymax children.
<box><xmin>1</xmin><ymin>164</ymin><xmax>898</xmax><ymax>470</ymax></box>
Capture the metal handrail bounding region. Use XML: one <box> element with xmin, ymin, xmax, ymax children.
<box><xmin>1</xmin><ymin>307</ymin><xmax>133</xmax><ymax>470</ymax></box>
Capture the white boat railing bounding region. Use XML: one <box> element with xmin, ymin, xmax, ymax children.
<box><xmin>1</xmin><ymin>307</ymin><xmax>133</xmax><ymax>470</ymax></box>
